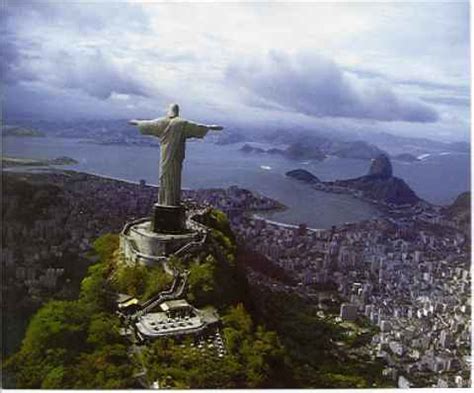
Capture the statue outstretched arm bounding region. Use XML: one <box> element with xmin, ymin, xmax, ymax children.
<box><xmin>129</xmin><ymin>118</ymin><xmax>168</xmax><ymax>137</ymax></box>
<box><xmin>207</xmin><ymin>125</ymin><xmax>224</xmax><ymax>131</ymax></box>
<box><xmin>184</xmin><ymin>121</ymin><xmax>223</xmax><ymax>138</ymax></box>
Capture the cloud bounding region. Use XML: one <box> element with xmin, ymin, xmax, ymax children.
<box><xmin>226</xmin><ymin>51</ymin><xmax>439</xmax><ymax>123</ymax></box>
<box><xmin>1</xmin><ymin>1</ymin><xmax>152</xmax><ymax>100</ymax></box>
<box><xmin>1</xmin><ymin>36</ymin><xmax>25</xmax><ymax>83</ymax></box>
<box><xmin>396</xmin><ymin>79</ymin><xmax>470</xmax><ymax>95</ymax></box>
<box><xmin>1</xmin><ymin>41</ymin><xmax>150</xmax><ymax>99</ymax></box>
<box><xmin>2</xmin><ymin>1</ymin><xmax>468</xmax><ymax>141</ymax></box>
<box><xmin>4</xmin><ymin>0</ymin><xmax>151</xmax><ymax>34</ymax></box>
<box><xmin>47</xmin><ymin>49</ymin><xmax>150</xmax><ymax>100</ymax></box>
<box><xmin>0</xmin><ymin>10</ymin><xmax>41</xmax><ymax>85</ymax></box>
<box><xmin>422</xmin><ymin>96</ymin><xmax>470</xmax><ymax>107</ymax></box>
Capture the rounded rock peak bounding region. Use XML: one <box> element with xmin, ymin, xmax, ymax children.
<box><xmin>368</xmin><ymin>154</ymin><xmax>393</xmax><ymax>178</ymax></box>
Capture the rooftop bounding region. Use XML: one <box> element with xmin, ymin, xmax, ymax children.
<box><xmin>136</xmin><ymin>312</ymin><xmax>204</xmax><ymax>338</ymax></box>
<box><xmin>135</xmin><ymin>305</ymin><xmax>220</xmax><ymax>338</ymax></box>
<box><xmin>160</xmin><ymin>299</ymin><xmax>192</xmax><ymax>312</ymax></box>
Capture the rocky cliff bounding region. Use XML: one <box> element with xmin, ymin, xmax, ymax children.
<box><xmin>367</xmin><ymin>154</ymin><xmax>393</xmax><ymax>178</ymax></box>
<box><xmin>333</xmin><ymin>175</ymin><xmax>420</xmax><ymax>205</ymax></box>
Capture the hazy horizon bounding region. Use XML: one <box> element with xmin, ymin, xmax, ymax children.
<box><xmin>2</xmin><ymin>1</ymin><xmax>470</xmax><ymax>142</ymax></box>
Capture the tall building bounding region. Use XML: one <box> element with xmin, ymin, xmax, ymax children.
<box><xmin>340</xmin><ymin>303</ymin><xmax>358</xmax><ymax>321</ymax></box>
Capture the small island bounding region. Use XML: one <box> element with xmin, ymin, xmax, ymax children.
<box><xmin>285</xmin><ymin>169</ymin><xmax>321</xmax><ymax>184</ymax></box>
<box><xmin>2</xmin><ymin>156</ymin><xmax>78</xmax><ymax>168</ymax></box>
<box><xmin>240</xmin><ymin>142</ymin><xmax>326</xmax><ymax>161</ymax></box>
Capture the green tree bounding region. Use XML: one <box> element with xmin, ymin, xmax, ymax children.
<box><xmin>87</xmin><ymin>313</ymin><xmax>121</xmax><ymax>347</ymax></box>
<box><xmin>187</xmin><ymin>257</ymin><xmax>216</xmax><ymax>306</ymax></box>
<box><xmin>5</xmin><ymin>234</ymin><xmax>134</xmax><ymax>389</ymax></box>
<box><xmin>41</xmin><ymin>366</ymin><xmax>67</xmax><ymax>389</ymax></box>
<box><xmin>92</xmin><ymin>233</ymin><xmax>119</xmax><ymax>264</ymax></box>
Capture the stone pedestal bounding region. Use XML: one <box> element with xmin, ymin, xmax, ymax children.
<box><xmin>120</xmin><ymin>218</ymin><xmax>201</xmax><ymax>266</ymax></box>
<box><xmin>152</xmin><ymin>204</ymin><xmax>186</xmax><ymax>234</ymax></box>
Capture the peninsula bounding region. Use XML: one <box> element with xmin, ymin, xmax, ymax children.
<box><xmin>287</xmin><ymin>154</ymin><xmax>420</xmax><ymax>206</ymax></box>
<box><xmin>2</xmin><ymin>126</ymin><xmax>45</xmax><ymax>137</ymax></box>
<box><xmin>2</xmin><ymin>156</ymin><xmax>78</xmax><ymax>167</ymax></box>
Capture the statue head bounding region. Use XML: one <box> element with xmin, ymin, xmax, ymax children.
<box><xmin>167</xmin><ymin>103</ymin><xmax>180</xmax><ymax>118</ymax></box>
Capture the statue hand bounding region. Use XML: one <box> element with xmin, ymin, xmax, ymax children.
<box><xmin>129</xmin><ymin>119</ymin><xmax>139</xmax><ymax>126</ymax></box>
<box><xmin>209</xmin><ymin>125</ymin><xmax>223</xmax><ymax>131</ymax></box>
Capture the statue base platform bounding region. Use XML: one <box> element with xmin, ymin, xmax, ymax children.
<box><xmin>152</xmin><ymin>204</ymin><xmax>186</xmax><ymax>234</ymax></box>
<box><xmin>120</xmin><ymin>218</ymin><xmax>201</xmax><ymax>266</ymax></box>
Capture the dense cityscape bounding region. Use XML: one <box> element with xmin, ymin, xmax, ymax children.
<box><xmin>2</xmin><ymin>168</ymin><xmax>471</xmax><ymax>388</ymax></box>
<box><xmin>2</xmin><ymin>172</ymin><xmax>276</xmax><ymax>298</ymax></box>
<box><xmin>232</xmin><ymin>210</ymin><xmax>470</xmax><ymax>388</ymax></box>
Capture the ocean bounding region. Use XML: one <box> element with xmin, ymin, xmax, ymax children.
<box><xmin>3</xmin><ymin>136</ymin><xmax>470</xmax><ymax>229</ymax></box>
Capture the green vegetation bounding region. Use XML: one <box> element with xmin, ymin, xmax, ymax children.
<box><xmin>93</xmin><ymin>233</ymin><xmax>172</xmax><ymax>302</ymax></box>
<box><xmin>4</xmin><ymin>209</ymin><xmax>391</xmax><ymax>389</ymax></box>
<box><xmin>139</xmin><ymin>209</ymin><xmax>287</xmax><ymax>388</ymax></box>
<box><xmin>183</xmin><ymin>209</ymin><xmax>245</xmax><ymax>309</ymax></box>
<box><xmin>4</xmin><ymin>235</ymin><xmax>136</xmax><ymax>389</ymax></box>
<box><xmin>2</xmin><ymin>175</ymin><xmax>96</xmax><ymax>358</ymax></box>
<box><xmin>143</xmin><ymin>304</ymin><xmax>286</xmax><ymax>388</ymax></box>
<box><xmin>4</xmin><ymin>210</ymin><xmax>285</xmax><ymax>389</ymax></box>
<box><xmin>111</xmin><ymin>263</ymin><xmax>172</xmax><ymax>301</ymax></box>
<box><xmin>249</xmin><ymin>287</ymin><xmax>393</xmax><ymax>388</ymax></box>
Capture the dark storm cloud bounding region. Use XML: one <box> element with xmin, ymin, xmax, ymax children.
<box><xmin>227</xmin><ymin>51</ymin><xmax>439</xmax><ymax>123</ymax></box>
<box><xmin>0</xmin><ymin>4</ymin><xmax>41</xmax><ymax>85</ymax></box>
<box><xmin>0</xmin><ymin>31</ymin><xmax>41</xmax><ymax>84</ymax></box>
<box><xmin>50</xmin><ymin>49</ymin><xmax>149</xmax><ymax>100</ymax></box>
<box><xmin>2</xmin><ymin>1</ymin><xmax>152</xmax><ymax>99</ymax></box>
<box><xmin>4</xmin><ymin>83</ymin><xmax>126</xmax><ymax>120</ymax></box>
<box><xmin>1</xmin><ymin>35</ymin><xmax>23</xmax><ymax>82</ymax></box>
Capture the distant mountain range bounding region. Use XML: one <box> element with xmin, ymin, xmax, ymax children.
<box><xmin>240</xmin><ymin>138</ymin><xmax>387</xmax><ymax>161</ymax></box>
<box><xmin>3</xmin><ymin>118</ymin><xmax>469</xmax><ymax>160</ymax></box>
<box><xmin>369</xmin><ymin>131</ymin><xmax>470</xmax><ymax>154</ymax></box>
<box><xmin>262</xmin><ymin>127</ymin><xmax>469</xmax><ymax>158</ymax></box>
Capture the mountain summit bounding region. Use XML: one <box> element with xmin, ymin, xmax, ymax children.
<box><xmin>368</xmin><ymin>154</ymin><xmax>393</xmax><ymax>179</ymax></box>
<box><xmin>287</xmin><ymin>155</ymin><xmax>420</xmax><ymax>206</ymax></box>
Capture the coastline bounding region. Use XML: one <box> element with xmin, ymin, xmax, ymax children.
<box><xmin>2</xmin><ymin>166</ymin><xmax>383</xmax><ymax>230</ymax></box>
<box><xmin>3</xmin><ymin>166</ymin><xmax>307</xmax><ymax>232</ymax></box>
<box><xmin>252</xmin><ymin>213</ymin><xmax>327</xmax><ymax>232</ymax></box>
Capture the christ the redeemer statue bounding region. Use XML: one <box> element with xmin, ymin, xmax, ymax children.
<box><xmin>129</xmin><ymin>104</ymin><xmax>223</xmax><ymax>233</ymax></box>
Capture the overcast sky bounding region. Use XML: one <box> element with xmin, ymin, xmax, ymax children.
<box><xmin>2</xmin><ymin>0</ymin><xmax>470</xmax><ymax>141</ymax></box>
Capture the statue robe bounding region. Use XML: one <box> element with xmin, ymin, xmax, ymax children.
<box><xmin>138</xmin><ymin>116</ymin><xmax>210</xmax><ymax>207</ymax></box>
